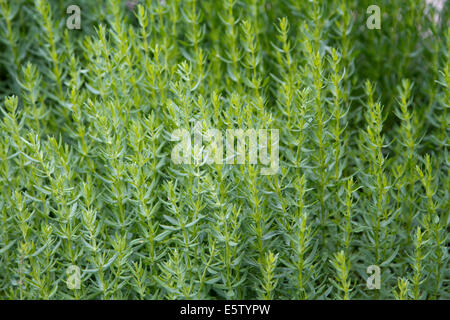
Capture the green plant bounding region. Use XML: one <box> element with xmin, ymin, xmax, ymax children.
<box><xmin>0</xmin><ymin>0</ymin><xmax>448</xmax><ymax>300</ymax></box>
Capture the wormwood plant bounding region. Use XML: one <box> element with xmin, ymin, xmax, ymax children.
<box><xmin>0</xmin><ymin>0</ymin><xmax>448</xmax><ymax>300</ymax></box>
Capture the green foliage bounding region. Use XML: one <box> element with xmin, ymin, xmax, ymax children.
<box><xmin>0</xmin><ymin>0</ymin><xmax>448</xmax><ymax>299</ymax></box>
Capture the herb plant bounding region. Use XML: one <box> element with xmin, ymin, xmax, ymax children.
<box><xmin>0</xmin><ymin>0</ymin><xmax>448</xmax><ymax>299</ymax></box>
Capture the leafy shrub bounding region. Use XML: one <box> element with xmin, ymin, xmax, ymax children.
<box><xmin>0</xmin><ymin>0</ymin><xmax>448</xmax><ymax>299</ymax></box>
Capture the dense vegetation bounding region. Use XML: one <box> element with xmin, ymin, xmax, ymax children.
<box><xmin>0</xmin><ymin>0</ymin><xmax>448</xmax><ymax>299</ymax></box>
